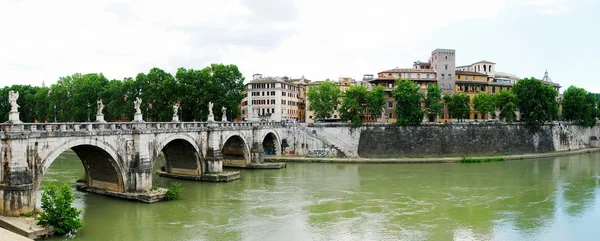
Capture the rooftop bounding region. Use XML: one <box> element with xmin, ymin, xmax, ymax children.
<box><xmin>379</xmin><ymin>68</ymin><xmax>436</xmax><ymax>74</ymax></box>
<box><xmin>455</xmin><ymin>71</ymin><xmax>489</xmax><ymax>77</ymax></box>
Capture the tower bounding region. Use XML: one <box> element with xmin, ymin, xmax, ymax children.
<box><xmin>430</xmin><ymin>49</ymin><xmax>456</xmax><ymax>94</ymax></box>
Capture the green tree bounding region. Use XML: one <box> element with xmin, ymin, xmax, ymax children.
<box><xmin>392</xmin><ymin>79</ymin><xmax>423</xmax><ymax>126</ymax></box>
<box><xmin>307</xmin><ymin>80</ymin><xmax>341</xmax><ymax>121</ymax></box>
<box><xmin>423</xmin><ymin>84</ymin><xmax>443</xmax><ymax>121</ymax></box>
<box><xmin>472</xmin><ymin>93</ymin><xmax>495</xmax><ymax>119</ymax></box>
<box><xmin>366</xmin><ymin>86</ymin><xmax>386</xmax><ymax>121</ymax></box>
<box><xmin>494</xmin><ymin>90</ymin><xmax>517</xmax><ymax>122</ymax></box>
<box><xmin>562</xmin><ymin>86</ymin><xmax>598</xmax><ymax>127</ymax></box>
<box><xmin>37</xmin><ymin>183</ymin><xmax>83</xmax><ymax>235</ymax></box>
<box><xmin>338</xmin><ymin>85</ymin><xmax>384</xmax><ymax>126</ymax></box>
<box><xmin>512</xmin><ymin>77</ymin><xmax>558</xmax><ymax>127</ymax></box>
<box><xmin>444</xmin><ymin>94</ymin><xmax>471</xmax><ymax>122</ymax></box>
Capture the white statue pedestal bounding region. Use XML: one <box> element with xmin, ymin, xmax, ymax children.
<box><xmin>172</xmin><ymin>115</ymin><xmax>180</xmax><ymax>122</ymax></box>
<box><xmin>133</xmin><ymin>113</ymin><xmax>144</xmax><ymax>122</ymax></box>
<box><xmin>207</xmin><ymin>114</ymin><xmax>215</xmax><ymax>122</ymax></box>
<box><xmin>7</xmin><ymin>111</ymin><xmax>22</xmax><ymax>124</ymax></box>
<box><xmin>221</xmin><ymin>114</ymin><xmax>228</xmax><ymax>122</ymax></box>
<box><xmin>95</xmin><ymin>114</ymin><xmax>106</xmax><ymax>123</ymax></box>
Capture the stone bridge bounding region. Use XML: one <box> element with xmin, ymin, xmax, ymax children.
<box><xmin>0</xmin><ymin>121</ymin><xmax>285</xmax><ymax>216</ymax></box>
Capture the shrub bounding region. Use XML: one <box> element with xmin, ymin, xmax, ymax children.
<box><xmin>165</xmin><ymin>182</ymin><xmax>184</xmax><ymax>200</ymax></box>
<box><xmin>37</xmin><ymin>183</ymin><xmax>83</xmax><ymax>235</ymax></box>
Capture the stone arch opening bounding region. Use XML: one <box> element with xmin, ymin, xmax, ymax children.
<box><xmin>159</xmin><ymin>139</ymin><xmax>203</xmax><ymax>176</ymax></box>
<box><xmin>40</xmin><ymin>143</ymin><xmax>125</xmax><ymax>193</ymax></box>
<box><xmin>222</xmin><ymin>135</ymin><xmax>249</xmax><ymax>167</ymax></box>
<box><xmin>262</xmin><ymin>132</ymin><xmax>280</xmax><ymax>155</ymax></box>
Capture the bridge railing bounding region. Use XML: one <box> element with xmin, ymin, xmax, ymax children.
<box><xmin>1</xmin><ymin>121</ymin><xmax>283</xmax><ymax>134</ymax></box>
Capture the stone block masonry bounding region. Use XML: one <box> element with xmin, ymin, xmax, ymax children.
<box><xmin>295</xmin><ymin>122</ymin><xmax>600</xmax><ymax>158</ymax></box>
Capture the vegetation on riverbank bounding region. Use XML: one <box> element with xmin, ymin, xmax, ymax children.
<box><xmin>37</xmin><ymin>183</ymin><xmax>83</xmax><ymax>235</ymax></box>
<box><xmin>165</xmin><ymin>182</ymin><xmax>184</xmax><ymax>200</ymax></box>
<box><xmin>460</xmin><ymin>157</ymin><xmax>505</xmax><ymax>163</ymax></box>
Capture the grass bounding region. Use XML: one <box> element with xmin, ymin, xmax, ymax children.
<box><xmin>460</xmin><ymin>157</ymin><xmax>505</xmax><ymax>163</ymax></box>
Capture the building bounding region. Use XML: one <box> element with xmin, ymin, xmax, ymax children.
<box><xmin>240</xmin><ymin>74</ymin><xmax>302</xmax><ymax>122</ymax></box>
<box><xmin>370</xmin><ymin>68</ymin><xmax>437</xmax><ymax>122</ymax></box>
<box><xmin>430</xmin><ymin>49</ymin><xmax>456</xmax><ymax>94</ymax></box>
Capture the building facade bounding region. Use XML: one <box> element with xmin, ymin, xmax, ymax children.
<box><xmin>430</xmin><ymin>49</ymin><xmax>456</xmax><ymax>94</ymax></box>
<box><xmin>241</xmin><ymin>74</ymin><xmax>302</xmax><ymax>122</ymax></box>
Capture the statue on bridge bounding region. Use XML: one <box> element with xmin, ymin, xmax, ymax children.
<box><xmin>134</xmin><ymin>97</ymin><xmax>142</xmax><ymax>114</ymax></box>
<box><xmin>97</xmin><ymin>99</ymin><xmax>105</xmax><ymax>115</ymax></box>
<box><xmin>208</xmin><ymin>102</ymin><xmax>214</xmax><ymax>116</ymax></box>
<box><xmin>8</xmin><ymin>90</ymin><xmax>19</xmax><ymax>112</ymax></box>
<box><xmin>221</xmin><ymin>106</ymin><xmax>227</xmax><ymax>122</ymax></box>
<box><xmin>173</xmin><ymin>103</ymin><xmax>179</xmax><ymax>117</ymax></box>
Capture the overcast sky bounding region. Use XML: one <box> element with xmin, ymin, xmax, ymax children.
<box><xmin>1</xmin><ymin>0</ymin><xmax>598</xmax><ymax>93</ymax></box>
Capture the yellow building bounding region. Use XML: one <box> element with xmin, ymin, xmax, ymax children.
<box><xmin>454</xmin><ymin>71</ymin><xmax>491</xmax><ymax>120</ymax></box>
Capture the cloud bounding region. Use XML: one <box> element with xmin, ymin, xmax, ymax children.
<box><xmin>525</xmin><ymin>0</ymin><xmax>574</xmax><ymax>15</ymax></box>
<box><xmin>0</xmin><ymin>0</ymin><xmax>507</xmax><ymax>87</ymax></box>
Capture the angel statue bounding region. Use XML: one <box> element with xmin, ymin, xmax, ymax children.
<box><xmin>97</xmin><ymin>99</ymin><xmax>105</xmax><ymax>115</ymax></box>
<box><xmin>134</xmin><ymin>97</ymin><xmax>142</xmax><ymax>114</ymax></box>
<box><xmin>208</xmin><ymin>102</ymin><xmax>214</xmax><ymax>116</ymax></box>
<box><xmin>221</xmin><ymin>106</ymin><xmax>227</xmax><ymax>114</ymax></box>
<box><xmin>173</xmin><ymin>103</ymin><xmax>179</xmax><ymax>117</ymax></box>
<box><xmin>8</xmin><ymin>90</ymin><xmax>19</xmax><ymax>112</ymax></box>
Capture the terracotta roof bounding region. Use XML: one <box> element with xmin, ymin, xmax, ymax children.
<box><xmin>455</xmin><ymin>71</ymin><xmax>489</xmax><ymax>77</ymax></box>
<box><xmin>378</xmin><ymin>68</ymin><xmax>436</xmax><ymax>74</ymax></box>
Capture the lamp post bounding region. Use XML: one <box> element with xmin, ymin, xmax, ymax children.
<box><xmin>87</xmin><ymin>102</ymin><xmax>90</xmax><ymax>122</ymax></box>
<box><xmin>53</xmin><ymin>104</ymin><xmax>57</xmax><ymax>122</ymax></box>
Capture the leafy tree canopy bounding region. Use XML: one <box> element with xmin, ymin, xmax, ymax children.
<box><xmin>512</xmin><ymin>77</ymin><xmax>558</xmax><ymax>127</ymax></box>
<box><xmin>472</xmin><ymin>93</ymin><xmax>495</xmax><ymax>119</ymax></box>
<box><xmin>424</xmin><ymin>84</ymin><xmax>443</xmax><ymax>120</ymax></box>
<box><xmin>494</xmin><ymin>90</ymin><xmax>517</xmax><ymax>122</ymax></box>
<box><xmin>339</xmin><ymin>85</ymin><xmax>386</xmax><ymax>126</ymax></box>
<box><xmin>392</xmin><ymin>79</ymin><xmax>423</xmax><ymax>126</ymax></box>
<box><xmin>307</xmin><ymin>80</ymin><xmax>341</xmax><ymax>121</ymax></box>
<box><xmin>37</xmin><ymin>183</ymin><xmax>83</xmax><ymax>235</ymax></box>
<box><xmin>444</xmin><ymin>94</ymin><xmax>471</xmax><ymax>122</ymax></box>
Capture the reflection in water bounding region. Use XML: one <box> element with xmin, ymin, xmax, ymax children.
<box><xmin>42</xmin><ymin>152</ymin><xmax>600</xmax><ymax>241</ymax></box>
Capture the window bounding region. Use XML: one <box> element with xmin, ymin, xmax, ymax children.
<box><xmin>272</xmin><ymin>91</ymin><xmax>275</xmax><ymax>95</ymax></box>
<box><xmin>334</xmin><ymin>115</ymin><xmax>338</xmax><ymax>118</ymax></box>
<box><xmin>441</xmin><ymin>74</ymin><xmax>445</xmax><ymax>79</ymax></box>
<box><xmin>441</xmin><ymin>84</ymin><xmax>445</xmax><ymax>89</ymax></box>
<box><xmin>448</xmin><ymin>74</ymin><xmax>452</xmax><ymax>80</ymax></box>
<box><xmin>388</xmin><ymin>113</ymin><xmax>392</xmax><ymax>118</ymax></box>
<box><xmin>445</xmin><ymin>56</ymin><xmax>448</xmax><ymax>60</ymax></box>
<box><xmin>448</xmin><ymin>84</ymin><xmax>452</xmax><ymax>90</ymax></box>
<box><xmin>445</xmin><ymin>64</ymin><xmax>448</xmax><ymax>70</ymax></box>
<box><xmin>309</xmin><ymin>116</ymin><xmax>313</xmax><ymax>119</ymax></box>
<box><xmin>388</xmin><ymin>83</ymin><xmax>392</xmax><ymax>89</ymax></box>
<box><xmin>388</xmin><ymin>101</ymin><xmax>393</xmax><ymax>109</ymax></box>
<box><xmin>272</xmin><ymin>108</ymin><xmax>274</xmax><ymax>113</ymax></box>
<box><xmin>426</xmin><ymin>74</ymin><xmax>430</xmax><ymax>79</ymax></box>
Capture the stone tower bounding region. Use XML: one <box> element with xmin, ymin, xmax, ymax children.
<box><xmin>430</xmin><ymin>49</ymin><xmax>456</xmax><ymax>94</ymax></box>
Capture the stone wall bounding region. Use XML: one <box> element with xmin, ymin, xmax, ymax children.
<box><xmin>294</xmin><ymin>122</ymin><xmax>600</xmax><ymax>158</ymax></box>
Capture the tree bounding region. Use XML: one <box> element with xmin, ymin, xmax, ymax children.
<box><xmin>423</xmin><ymin>84</ymin><xmax>443</xmax><ymax>122</ymax></box>
<box><xmin>37</xmin><ymin>183</ymin><xmax>83</xmax><ymax>235</ymax></box>
<box><xmin>562</xmin><ymin>86</ymin><xmax>598</xmax><ymax>127</ymax></box>
<box><xmin>472</xmin><ymin>93</ymin><xmax>495</xmax><ymax>119</ymax></box>
<box><xmin>392</xmin><ymin>79</ymin><xmax>423</xmax><ymax>126</ymax></box>
<box><xmin>512</xmin><ymin>77</ymin><xmax>558</xmax><ymax>127</ymax></box>
<box><xmin>338</xmin><ymin>85</ymin><xmax>384</xmax><ymax>126</ymax></box>
<box><xmin>307</xmin><ymin>80</ymin><xmax>341</xmax><ymax>121</ymax></box>
<box><xmin>494</xmin><ymin>90</ymin><xmax>517</xmax><ymax>122</ymax></box>
<box><xmin>444</xmin><ymin>94</ymin><xmax>471</xmax><ymax>122</ymax></box>
<box><xmin>366</xmin><ymin>86</ymin><xmax>386</xmax><ymax>121</ymax></box>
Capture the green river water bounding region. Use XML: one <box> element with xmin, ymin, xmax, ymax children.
<box><xmin>42</xmin><ymin>151</ymin><xmax>600</xmax><ymax>241</ymax></box>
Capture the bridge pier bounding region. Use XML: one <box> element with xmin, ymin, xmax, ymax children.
<box><xmin>0</xmin><ymin>134</ymin><xmax>36</xmax><ymax>216</ymax></box>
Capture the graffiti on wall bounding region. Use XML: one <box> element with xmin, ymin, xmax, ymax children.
<box><xmin>308</xmin><ymin>150</ymin><xmax>329</xmax><ymax>157</ymax></box>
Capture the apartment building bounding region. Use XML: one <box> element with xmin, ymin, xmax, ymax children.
<box><xmin>240</xmin><ymin>74</ymin><xmax>303</xmax><ymax>122</ymax></box>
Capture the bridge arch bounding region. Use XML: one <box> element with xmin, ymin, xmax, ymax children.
<box><xmin>261</xmin><ymin>130</ymin><xmax>281</xmax><ymax>156</ymax></box>
<box><xmin>154</xmin><ymin>134</ymin><xmax>204</xmax><ymax>176</ymax></box>
<box><xmin>221</xmin><ymin>134</ymin><xmax>251</xmax><ymax>167</ymax></box>
<box><xmin>40</xmin><ymin>138</ymin><xmax>125</xmax><ymax>193</ymax></box>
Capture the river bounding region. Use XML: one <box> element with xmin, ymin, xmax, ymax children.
<box><xmin>42</xmin><ymin>152</ymin><xmax>600</xmax><ymax>241</ymax></box>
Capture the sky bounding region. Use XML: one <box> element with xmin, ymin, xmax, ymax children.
<box><xmin>1</xmin><ymin>0</ymin><xmax>599</xmax><ymax>93</ymax></box>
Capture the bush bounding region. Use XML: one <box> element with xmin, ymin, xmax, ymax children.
<box><xmin>165</xmin><ymin>182</ymin><xmax>184</xmax><ymax>200</ymax></box>
<box><xmin>37</xmin><ymin>183</ymin><xmax>83</xmax><ymax>235</ymax></box>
